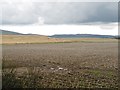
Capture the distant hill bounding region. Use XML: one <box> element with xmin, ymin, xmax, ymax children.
<box><xmin>0</xmin><ymin>29</ymin><xmax>117</xmax><ymax>39</ymax></box>
<box><xmin>0</xmin><ymin>29</ymin><xmax>23</xmax><ymax>35</ymax></box>
<box><xmin>49</xmin><ymin>34</ymin><xmax>115</xmax><ymax>38</ymax></box>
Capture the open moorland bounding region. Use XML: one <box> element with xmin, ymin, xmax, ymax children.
<box><xmin>2</xmin><ymin>41</ymin><xmax>118</xmax><ymax>88</ymax></box>
<box><xmin>0</xmin><ymin>35</ymin><xmax>118</xmax><ymax>44</ymax></box>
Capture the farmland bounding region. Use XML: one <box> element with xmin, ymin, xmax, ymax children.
<box><xmin>2</xmin><ymin>42</ymin><xmax>118</xmax><ymax>88</ymax></box>
<box><xmin>0</xmin><ymin>35</ymin><xmax>117</xmax><ymax>44</ymax></box>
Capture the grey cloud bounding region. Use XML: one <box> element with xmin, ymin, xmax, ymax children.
<box><xmin>1</xmin><ymin>2</ymin><xmax>38</xmax><ymax>25</ymax></box>
<box><xmin>0</xmin><ymin>2</ymin><xmax>118</xmax><ymax>25</ymax></box>
<box><xmin>83</xmin><ymin>3</ymin><xmax>118</xmax><ymax>23</ymax></box>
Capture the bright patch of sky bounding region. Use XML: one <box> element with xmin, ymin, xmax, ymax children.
<box><xmin>0</xmin><ymin>23</ymin><xmax>118</xmax><ymax>36</ymax></box>
<box><xmin>0</xmin><ymin>1</ymin><xmax>118</xmax><ymax>36</ymax></box>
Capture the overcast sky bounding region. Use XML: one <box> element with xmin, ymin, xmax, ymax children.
<box><xmin>0</xmin><ymin>1</ymin><xmax>118</xmax><ymax>35</ymax></box>
<box><xmin>0</xmin><ymin>1</ymin><xmax>118</xmax><ymax>25</ymax></box>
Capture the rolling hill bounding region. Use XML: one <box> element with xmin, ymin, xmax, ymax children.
<box><xmin>0</xmin><ymin>29</ymin><xmax>118</xmax><ymax>44</ymax></box>
<box><xmin>0</xmin><ymin>29</ymin><xmax>23</xmax><ymax>35</ymax></box>
<box><xmin>0</xmin><ymin>29</ymin><xmax>116</xmax><ymax>39</ymax></box>
<box><xmin>49</xmin><ymin>34</ymin><xmax>115</xmax><ymax>38</ymax></box>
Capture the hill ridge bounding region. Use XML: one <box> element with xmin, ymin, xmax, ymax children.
<box><xmin>0</xmin><ymin>29</ymin><xmax>23</xmax><ymax>35</ymax></box>
<box><xmin>49</xmin><ymin>34</ymin><xmax>115</xmax><ymax>38</ymax></box>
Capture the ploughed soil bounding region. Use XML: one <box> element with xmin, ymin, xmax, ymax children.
<box><xmin>2</xmin><ymin>42</ymin><xmax>118</xmax><ymax>88</ymax></box>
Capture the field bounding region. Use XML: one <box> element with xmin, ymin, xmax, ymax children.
<box><xmin>0</xmin><ymin>35</ymin><xmax>117</xmax><ymax>44</ymax></box>
<box><xmin>2</xmin><ymin>41</ymin><xmax>118</xmax><ymax>88</ymax></box>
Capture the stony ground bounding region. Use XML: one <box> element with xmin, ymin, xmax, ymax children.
<box><xmin>2</xmin><ymin>42</ymin><xmax>118</xmax><ymax>88</ymax></box>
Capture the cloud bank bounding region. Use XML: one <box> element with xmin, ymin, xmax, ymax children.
<box><xmin>0</xmin><ymin>1</ymin><xmax>118</xmax><ymax>25</ymax></box>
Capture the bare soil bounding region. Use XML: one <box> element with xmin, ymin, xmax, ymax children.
<box><xmin>2</xmin><ymin>42</ymin><xmax>118</xmax><ymax>88</ymax></box>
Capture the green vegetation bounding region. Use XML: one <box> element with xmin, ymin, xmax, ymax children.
<box><xmin>2</xmin><ymin>68</ymin><xmax>118</xmax><ymax>88</ymax></box>
<box><xmin>3</xmin><ymin>68</ymin><xmax>42</xmax><ymax>88</ymax></box>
